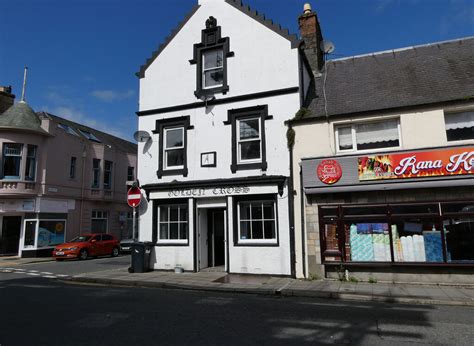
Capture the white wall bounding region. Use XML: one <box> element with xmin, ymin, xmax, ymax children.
<box><xmin>148</xmin><ymin>199</ymin><xmax>195</xmax><ymax>271</ymax></box>
<box><xmin>228</xmin><ymin>188</ymin><xmax>291</xmax><ymax>275</ymax></box>
<box><xmin>138</xmin><ymin>93</ymin><xmax>299</xmax><ymax>186</ymax></box>
<box><xmin>139</xmin><ymin>0</ymin><xmax>299</xmax><ymax>111</ymax></box>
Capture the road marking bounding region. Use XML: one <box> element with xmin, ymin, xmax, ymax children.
<box><xmin>41</xmin><ymin>272</ymin><xmax>54</xmax><ymax>275</ymax></box>
<box><xmin>43</xmin><ymin>275</ymin><xmax>58</xmax><ymax>279</ymax></box>
<box><xmin>56</xmin><ymin>274</ymin><xmax>70</xmax><ymax>277</ymax></box>
<box><xmin>26</xmin><ymin>273</ymin><xmax>41</xmax><ymax>276</ymax></box>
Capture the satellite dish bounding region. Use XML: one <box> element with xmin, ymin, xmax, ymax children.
<box><xmin>320</xmin><ymin>40</ymin><xmax>335</xmax><ymax>54</ymax></box>
<box><xmin>133</xmin><ymin>130</ymin><xmax>151</xmax><ymax>143</ymax></box>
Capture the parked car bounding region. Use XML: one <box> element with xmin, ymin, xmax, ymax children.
<box><xmin>119</xmin><ymin>238</ymin><xmax>134</xmax><ymax>253</ymax></box>
<box><xmin>53</xmin><ymin>233</ymin><xmax>120</xmax><ymax>260</ymax></box>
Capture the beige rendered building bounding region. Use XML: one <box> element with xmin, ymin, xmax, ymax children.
<box><xmin>290</xmin><ymin>8</ymin><xmax>474</xmax><ymax>283</ymax></box>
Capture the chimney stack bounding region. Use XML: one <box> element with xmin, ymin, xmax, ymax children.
<box><xmin>298</xmin><ymin>3</ymin><xmax>324</xmax><ymax>72</ymax></box>
<box><xmin>0</xmin><ymin>86</ymin><xmax>15</xmax><ymax>114</ymax></box>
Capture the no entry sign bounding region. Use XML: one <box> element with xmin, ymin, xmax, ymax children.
<box><xmin>127</xmin><ymin>186</ymin><xmax>142</xmax><ymax>207</ymax></box>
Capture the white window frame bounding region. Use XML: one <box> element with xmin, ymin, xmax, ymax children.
<box><xmin>2</xmin><ymin>143</ymin><xmax>23</xmax><ymax>180</ymax></box>
<box><xmin>163</xmin><ymin>127</ymin><xmax>185</xmax><ymax>170</ymax></box>
<box><xmin>103</xmin><ymin>160</ymin><xmax>113</xmax><ymax>190</ymax></box>
<box><xmin>92</xmin><ymin>158</ymin><xmax>101</xmax><ymax>188</ymax></box>
<box><xmin>202</xmin><ymin>48</ymin><xmax>224</xmax><ymax>89</ymax></box>
<box><xmin>91</xmin><ymin>210</ymin><xmax>108</xmax><ymax>233</ymax></box>
<box><xmin>24</xmin><ymin>144</ymin><xmax>37</xmax><ymax>181</ymax></box>
<box><xmin>22</xmin><ymin>218</ymin><xmax>67</xmax><ymax>250</ymax></box>
<box><xmin>157</xmin><ymin>204</ymin><xmax>188</xmax><ymax>244</ymax></box>
<box><xmin>334</xmin><ymin>118</ymin><xmax>402</xmax><ymax>154</ymax></box>
<box><xmin>444</xmin><ymin>110</ymin><xmax>474</xmax><ymax>143</ymax></box>
<box><xmin>237</xmin><ymin>117</ymin><xmax>262</xmax><ymax>164</ymax></box>
<box><xmin>237</xmin><ymin>200</ymin><xmax>277</xmax><ymax>245</ymax></box>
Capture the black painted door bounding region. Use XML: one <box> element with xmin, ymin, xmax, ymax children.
<box><xmin>208</xmin><ymin>209</ymin><xmax>225</xmax><ymax>267</ymax></box>
<box><xmin>1</xmin><ymin>216</ymin><xmax>22</xmax><ymax>255</ymax></box>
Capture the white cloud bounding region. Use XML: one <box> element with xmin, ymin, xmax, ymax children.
<box><xmin>91</xmin><ymin>89</ymin><xmax>135</xmax><ymax>102</ymax></box>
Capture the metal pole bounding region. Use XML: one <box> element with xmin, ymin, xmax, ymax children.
<box><xmin>133</xmin><ymin>206</ymin><xmax>137</xmax><ymax>242</ymax></box>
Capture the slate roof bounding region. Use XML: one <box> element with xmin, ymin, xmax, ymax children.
<box><xmin>39</xmin><ymin>112</ymin><xmax>137</xmax><ymax>154</ymax></box>
<box><xmin>305</xmin><ymin>37</ymin><xmax>474</xmax><ymax>119</ymax></box>
<box><xmin>0</xmin><ymin>101</ymin><xmax>49</xmax><ymax>135</ymax></box>
<box><xmin>137</xmin><ymin>0</ymin><xmax>300</xmax><ymax>79</ymax></box>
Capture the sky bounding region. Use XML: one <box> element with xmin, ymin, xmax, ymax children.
<box><xmin>1</xmin><ymin>0</ymin><xmax>473</xmax><ymax>142</ymax></box>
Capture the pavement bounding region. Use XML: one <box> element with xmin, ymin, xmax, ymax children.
<box><xmin>2</xmin><ymin>256</ymin><xmax>474</xmax><ymax>307</ymax></box>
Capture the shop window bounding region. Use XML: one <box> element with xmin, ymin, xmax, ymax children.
<box><xmin>343</xmin><ymin>205</ymin><xmax>387</xmax><ymax>217</ymax></box>
<box><xmin>320</xmin><ymin>206</ymin><xmax>339</xmax><ymax>218</ymax></box>
<box><xmin>25</xmin><ymin>145</ymin><xmax>37</xmax><ymax>181</ymax></box>
<box><xmin>444</xmin><ymin>216</ymin><xmax>474</xmax><ymax>262</ymax></box>
<box><xmin>158</xmin><ymin>204</ymin><xmax>188</xmax><ymax>243</ymax></box>
<box><xmin>103</xmin><ymin>160</ymin><xmax>113</xmax><ymax>189</ymax></box>
<box><xmin>444</xmin><ymin>111</ymin><xmax>474</xmax><ymax>141</ymax></box>
<box><xmin>2</xmin><ymin>143</ymin><xmax>23</xmax><ymax>179</ymax></box>
<box><xmin>335</xmin><ymin>119</ymin><xmax>400</xmax><ymax>152</ymax></box>
<box><xmin>127</xmin><ymin>166</ymin><xmax>134</xmax><ymax>181</ymax></box>
<box><xmin>91</xmin><ymin>211</ymin><xmax>108</xmax><ymax>233</ymax></box>
<box><xmin>390</xmin><ymin>203</ymin><xmax>439</xmax><ymax>215</ymax></box>
<box><xmin>225</xmin><ymin>106</ymin><xmax>270</xmax><ymax>173</ymax></box>
<box><xmin>441</xmin><ymin>202</ymin><xmax>474</xmax><ymax>215</ymax></box>
<box><xmin>237</xmin><ymin>199</ymin><xmax>277</xmax><ymax>244</ymax></box>
<box><xmin>345</xmin><ymin>221</ymin><xmax>392</xmax><ymax>262</ymax></box>
<box><xmin>23</xmin><ymin>220</ymin><xmax>37</xmax><ymax>247</ymax></box>
<box><xmin>126</xmin><ymin>211</ymin><xmax>133</xmax><ymax>239</ymax></box>
<box><xmin>154</xmin><ymin>116</ymin><xmax>193</xmax><ymax>178</ymax></box>
<box><xmin>92</xmin><ymin>158</ymin><xmax>100</xmax><ymax>188</ymax></box>
<box><xmin>391</xmin><ymin>217</ymin><xmax>443</xmax><ymax>263</ymax></box>
<box><xmin>69</xmin><ymin>157</ymin><xmax>77</xmax><ymax>179</ymax></box>
<box><xmin>37</xmin><ymin>220</ymin><xmax>66</xmax><ymax>248</ymax></box>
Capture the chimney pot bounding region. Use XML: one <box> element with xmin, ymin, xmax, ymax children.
<box><xmin>303</xmin><ymin>3</ymin><xmax>312</xmax><ymax>14</ymax></box>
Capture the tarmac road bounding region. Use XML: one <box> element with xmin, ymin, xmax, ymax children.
<box><xmin>0</xmin><ymin>271</ymin><xmax>474</xmax><ymax>345</ymax></box>
<box><xmin>0</xmin><ymin>255</ymin><xmax>131</xmax><ymax>280</ymax></box>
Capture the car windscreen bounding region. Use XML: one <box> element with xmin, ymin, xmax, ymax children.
<box><xmin>69</xmin><ymin>236</ymin><xmax>92</xmax><ymax>242</ymax></box>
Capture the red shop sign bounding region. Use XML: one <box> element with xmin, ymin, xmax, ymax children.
<box><xmin>317</xmin><ymin>159</ymin><xmax>343</xmax><ymax>185</ymax></box>
<box><xmin>358</xmin><ymin>147</ymin><xmax>474</xmax><ymax>181</ymax></box>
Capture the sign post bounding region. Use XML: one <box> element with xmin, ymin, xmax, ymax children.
<box><xmin>127</xmin><ymin>186</ymin><xmax>142</xmax><ymax>241</ymax></box>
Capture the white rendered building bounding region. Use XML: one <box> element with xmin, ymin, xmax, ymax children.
<box><xmin>136</xmin><ymin>0</ymin><xmax>312</xmax><ymax>276</ymax></box>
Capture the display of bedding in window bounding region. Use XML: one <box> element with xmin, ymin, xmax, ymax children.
<box><xmin>349</xmin><ymin>223</ymin><xmax>390</xmax><ymax>262</ymax></box>
<box><xmin>391</xmin><ymin>224</ymin><xmax>443</xmax><ymax>262</ymax></box>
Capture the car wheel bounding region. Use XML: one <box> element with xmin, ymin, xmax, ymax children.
<box><xmin>78</xmin><ymin>249</ymin><xmax>88</xmax><ymax>260</ymax></box>
<box><xmin>111</xmin><ymin>247</ymin><xmax>120</xmax><ymax>257</ymax></box>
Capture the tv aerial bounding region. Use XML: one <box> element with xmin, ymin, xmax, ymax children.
<box><xmin>320</xmin><ymin>40</ymin><xmax>335</xmax><ymax>54</ymax></box>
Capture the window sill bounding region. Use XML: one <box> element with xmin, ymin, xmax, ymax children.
<box><xmin>336</xmin><ymin>146</ymin><xmax>402</xmax><ymax>156</ymax></box>
<box><xmin>156</xmin><ymin>241</ymin><xmax>189</xmax><ymax>247</ymax></box>
<box><xmin>194</xmin><ymin>85</ymin><xmax>229</xmax><ymax>99</ymax></box>
<box><xmin>235</xmin><ymin>240</ymin><xmax>278</xmax><ymax>247</ymax></box>
<box><xmin>157</xmin><ymin>168</ymin><xmax>188</xmax><ymax>179</ymax></box>
<box><xmin>231</xmin><ymin>161</ymin><xmax>267</xmax><ymax>173</ymax></box>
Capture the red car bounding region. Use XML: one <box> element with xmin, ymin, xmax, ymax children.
<box><xmin>53</xmin><ymin>234</ymin><xmax>120</xmax><ymax>260</ymax></box>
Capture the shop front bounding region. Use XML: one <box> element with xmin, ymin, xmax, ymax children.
<box><xmin>0</xmin><ymin>197</ymin><xmax>72</xmax><ymax>257</ymax></box>
<box><xmin>302</xmin><ymin>146</ymin><xmax>474</xmax><ymax>283</ymax></box>
<box><xmin>142</xmin><ymin>177</ymin><xmax>292</xmax><ymax>276</ymax></box>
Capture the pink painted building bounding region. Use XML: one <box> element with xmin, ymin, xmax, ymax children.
<box><xmin>0</xmin><ymin>88</ymin><xmax>137</xmax><ymax>257</ymax></box>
